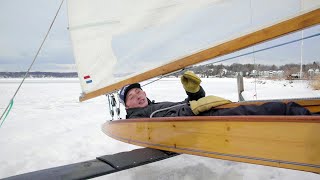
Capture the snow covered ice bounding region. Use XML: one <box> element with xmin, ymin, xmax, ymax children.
<box><xmin>0</xmin><ymin>77</ymin><xmax>319</xmax><ymax>180</ymax></box>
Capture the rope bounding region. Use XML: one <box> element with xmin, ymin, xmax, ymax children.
<box><xmin>0</xmin><ymin>0</ymin><xmax>65</xmax><ymax>127</ymax></box>
<box><xmin>0</xmin><ymin>99</ymin><xmax>14</xmax><ymax>128</ymax></box>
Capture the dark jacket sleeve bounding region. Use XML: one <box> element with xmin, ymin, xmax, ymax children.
<box><xmin>202</xmin><ymin>102</ymin><xmax>311</xmax><ymax>116</ymax></box>
<box><xmin>185</xmin><ymin>86</ymin><xmax>205</xmax><ymax>101</ymax></box>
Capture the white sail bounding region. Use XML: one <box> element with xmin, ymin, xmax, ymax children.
<box><xmin>67</xmin><ymin>0</ymin><xmax>320</xmax><ymax>100</ymax></box>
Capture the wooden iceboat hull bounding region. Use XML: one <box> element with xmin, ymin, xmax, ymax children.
<box><xmin>102</xmin><ymin>116</ymin><xmax>320</xmax><ymax>173</ymax></box>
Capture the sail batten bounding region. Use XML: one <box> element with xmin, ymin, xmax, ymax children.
<box><xmin>67</xmin><ymin>1</ymin><xmax>320</xmax><ymax>102</ymax></box>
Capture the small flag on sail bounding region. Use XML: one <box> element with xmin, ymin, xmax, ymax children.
<box><xmin>84</xmin><ymin>75</ymin><xmax>92</xmax><ymax>84</ymax></box>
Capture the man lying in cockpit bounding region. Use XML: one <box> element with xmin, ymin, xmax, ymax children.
<box><xmin>119</xmin><ymin>71</ymin><xmax>311</xmax><ymax>119</ymax></box>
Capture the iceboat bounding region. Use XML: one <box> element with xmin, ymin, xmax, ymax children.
<box><xmin>5</xmin><ymin>0</ymin><xmax>320</xmax><ymax>179</ymax></box>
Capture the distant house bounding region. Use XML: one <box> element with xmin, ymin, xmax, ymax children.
<box><xmin>290</xmin><ymin>74</ymin><xmax>299</xmax><ymax>79</ymax></box>
<box><xmin>275</xmin><ymin>70</ymin><xmax>284</xmax><ymax>78</ymax></box>
<box><xmin>218</xmin><ymin>68</ymin><xmax>228</xmax><ymax>77</ymax></box>
<box><xmin>308</xmin><ymin>69</ymin><xmax>315</xmax><ymax>77</ymax></box>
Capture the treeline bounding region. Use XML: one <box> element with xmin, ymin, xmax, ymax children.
<box><xmin>0</xmin><ymin>72</ymin><xmax>78</xmax><ymax>78</ymax></box>
<box><xmin>190</xmin><ymin>62</ymin><xmax>319</xmax><ymax>77</ymax></box>
<box><xmin>1</xmin><ymin>62</ymin><xmax>319</xmax><ymax>78</ymax></box>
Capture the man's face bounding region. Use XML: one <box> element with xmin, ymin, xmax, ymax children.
<box><xmin>125</xmin><ymin>88</ymin><xmax>148</xmax><ymax>109</ymax></box>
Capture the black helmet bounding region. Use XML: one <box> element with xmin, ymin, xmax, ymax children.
<box><xmin>119</xmin><ymin>83</ymin><xmax>141</xmax><ymax>105</ymax></box>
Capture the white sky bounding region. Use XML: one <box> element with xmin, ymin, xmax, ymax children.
<box><xmin>0</xmin><ymin>0</ymin><xmax>74</xmax><ymax>72</ymax></box>
<box><xmin>0</xmin><ymin>0</ymin><xmax>319</xmax><ymax>72</ymax></box>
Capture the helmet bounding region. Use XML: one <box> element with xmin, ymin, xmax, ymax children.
<box><xmin>119</xmin><ymin>83</ymin><xmax>141</xmax><ymax>105</ymax></box>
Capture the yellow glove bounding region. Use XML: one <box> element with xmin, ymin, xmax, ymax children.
<box><xmin>190</xmin><ymin>96</ymin><xmax>232</xmax><ymax>115</ymax></box>
<box><xmin>181</xmin><ymin>71</ymin><xmax>201</xmax><ymax>93</ymax></box>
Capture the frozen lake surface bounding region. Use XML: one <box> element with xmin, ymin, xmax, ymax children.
<box><xmin>0</xmin><ymin>77</ymin><xmax>319</xmax><ymax>179</ymax></box>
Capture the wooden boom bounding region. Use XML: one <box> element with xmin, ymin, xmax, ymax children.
<box><xmin>80</xmin><ymin>8</ymin><xmax>320</xmax><ymax>102</ymax></box>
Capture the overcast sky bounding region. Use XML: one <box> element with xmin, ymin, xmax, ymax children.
<box><xmin>0</xmin><ymin>0</ymin><xmax>319</xmax><ymax>72</ymax></box>
<box><xmin>0</xmin><ymin>0</ymin><xmax>74</xmax><ymax>72</ymax></box>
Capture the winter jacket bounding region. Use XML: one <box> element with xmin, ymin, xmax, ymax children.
<box><xmin>126</xmin><ymin>86</ymin><xmax>205</xmax><ymax>119</ymax></box>
<box><xmin>125</xmin><ymin>87</ymin><xmax>311</xmax><ymax>119</ymax></box>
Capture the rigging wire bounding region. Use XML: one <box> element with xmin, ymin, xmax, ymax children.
<box><xmin>300</xmin><ymin>31</ymin><xmax>304</xmax><ymax>79</ymax></box>
<box><xmin>141</xmin><ymin>31</ymin><xmax>320</xmax><ymax>91</ymax></box>
<box><xmin>300</xmin><ymin>0</ymin><xmax>304</xmax><ymax>79</ymax></box>
<box><xmin>130</xmin><ymin>31</ymin><xmax>320</xmax><ymax>106</ymax></box>
<box><xmin>0</xmin><ymin>0</ymin><xmax>65</xmax><ymax>128</ymax></box>
<box><xmin>131</xmin><ymin>31</ymin><xmax>320</xmax><ymax>92</ymax></box>
<box><xmin>112</xmin><ymin>31</ymin><xmax>320</xmax><ymax>101</ymax></box>
<box><xmin>141</xmin><ymin>69</ymin><xmax>187</xmax><ymax>88</ymax></box>
<box><xmin>210</xmin><ymin>32</ymin><xmax>320</xmax><ymax>65</ymax></box>
<box><xmin>249</xmin><ymin>0</ymin><xmax>258</xmax><ymax>100</ymax></box>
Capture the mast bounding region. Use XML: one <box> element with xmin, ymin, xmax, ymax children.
<box><xmin>300</xmin><ymin>30</ymin><xmax>304</xmax><ymax>79</ymax></box>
